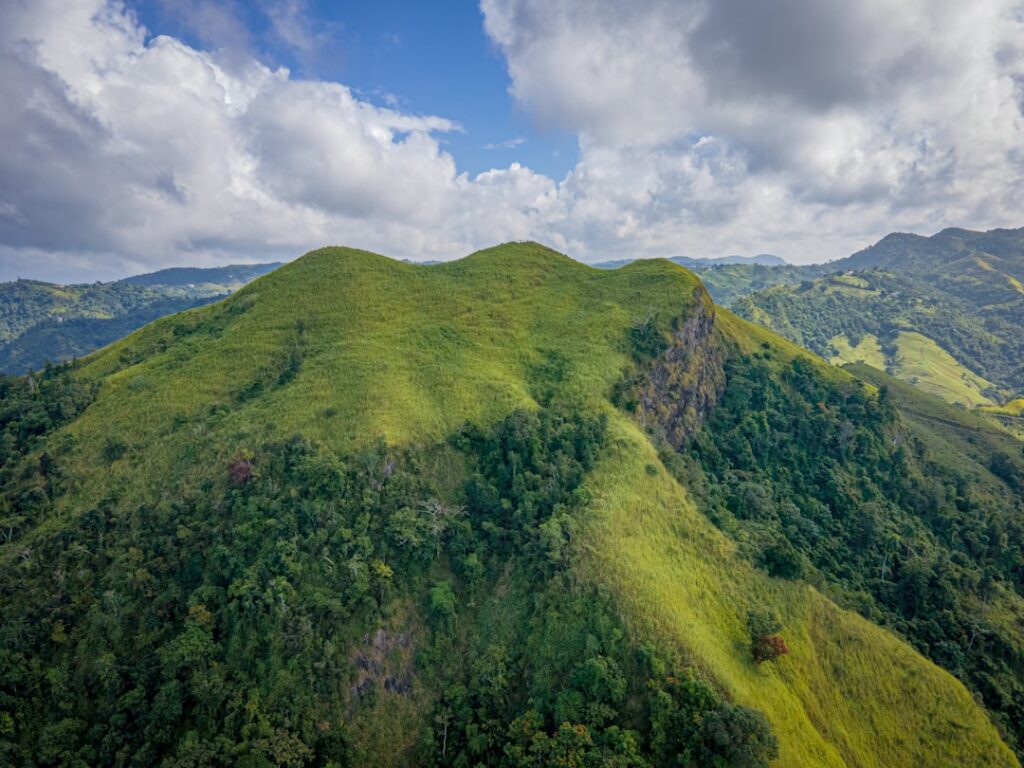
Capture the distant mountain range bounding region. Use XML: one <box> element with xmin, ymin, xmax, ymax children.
<box><xmin>732</xmin><ymin>226</ymin><xmax>1024</xmax><ymax>411</ymax></box>
<box><xmin>0</xmin><ymin>262</ymin><xmax>280</xmax><ymax>373</ymax></box>
<box><xmin>595</xmin><ymin>253</ymin><xmax>787</xmax><ymax>269</ymax></box>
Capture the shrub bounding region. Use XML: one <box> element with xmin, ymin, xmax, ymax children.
<box><xmin>751</xmin><ymin>634</ymin><xmax>790</xmax><ymax>664</ymax></box>
<box><xmin>228</xmin><ymin>451</ymin><xmax>254</xmax><ymax>485</ymax></box>
<box><xmin>747</xmin><ymin>609</ymin><xmax>788</xmax><ymax>664</ymax></box>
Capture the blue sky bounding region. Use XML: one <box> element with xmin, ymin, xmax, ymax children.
<box><xmin>1</xmin><ymin>1</ymin><xmax>1022</xmax><ymax>281</ymax></box>
<box><xmin>127</xmin><ymin>0</ymin><xmax>578</xmax><ymax>179</ymax></box>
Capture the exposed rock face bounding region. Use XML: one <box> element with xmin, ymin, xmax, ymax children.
<box><xmin>634</xmin><ymin>290</ymin><xmax>725</xmax><ymax>449</ymax></box>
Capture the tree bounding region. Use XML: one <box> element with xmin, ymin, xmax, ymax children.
<box><xmin>746</xmin><ymin>609</ymin><xmax>788</xmax><ymax>664</ymax></box>
<box><xmin>700</xmin><ymin>703</ymin><xmax>778</xmax><ymax>768</ymax></box>
<box><xmin>751</xmin><ymin>634</ymin><xmax>789</xmax><ymax>665</ymax></box>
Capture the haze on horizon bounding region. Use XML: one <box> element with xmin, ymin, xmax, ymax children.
<box><xmin>1</xmin><ymin>0</ymin><xmax>1022</xmax><ymax>282</ymax></box>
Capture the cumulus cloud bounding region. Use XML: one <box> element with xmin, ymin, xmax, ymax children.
<box><xmin>482</xmin><ymin>0</ymin><xmax>1024</xmax><ymax>261</ymax></box>
<box><xmin>0</xmin><ymin>0</ymin><xmax>558</xmax><ymax>280</ymax></box>
<box><xmin>1</xmin><ymin>0</ymin><xmax>1023</xmax><ymax>280</ymax></box>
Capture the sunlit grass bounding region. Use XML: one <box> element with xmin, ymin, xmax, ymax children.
<box><xmin>579</xmin><ymin>416</ymin><xmax>1017</xmax><ymax>768</ymax></box>
<box><xmin>36</xmin><ymin>243</ymin><xmax>1020</xmax><ymax>766</ymax></box>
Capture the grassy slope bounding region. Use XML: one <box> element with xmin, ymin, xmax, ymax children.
<box><xmin>581</xmin><ymin>417</ymin><xmax>1010</xmax><ymax>768</ymax></box>
<box><xmin>894</xmin><ymin>331</ymin><xmax>996</xmax><ymax>406</ymax></box>
<box><xmin>828</xmin><ymin>333</ymin><xmax>887</xmax><ymax>370</ymax></box>
<box><xmin>828</xmin><ymin>331</ymin><xmax>996</xmax><ymax>406</ymax></box>
<box><xmin>37</xmin><ymin>245</ymin><xmax>1018</xmax><ymax>766</ymax></box>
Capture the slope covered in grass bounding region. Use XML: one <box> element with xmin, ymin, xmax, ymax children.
<box><xmin>581</xmin><ymin>418</ymin><xmax>1011</xmax><ymax>768</ymax></box>
<box><xmin>828</xmin><ymin>331</ymin><xmax>996</xmax><ymax>406</ymax></box>
<box><xmin>0</xmin><ymin>244</ymin><xmax>1018</xmax><ymax>766</ymax></box>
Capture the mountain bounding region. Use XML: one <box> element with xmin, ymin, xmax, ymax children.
<box><xmin>733</xmin><ymin>226</ymin><xmax>1024</xmax><ymax>407</ymax></box>
<box><xmin>837</xmin><ymin>227</ymin><xmax>1024</xmax><ymax>273</ymax></box>
<box><xmin>593</xmin><ymin>255</ymin><xmax>815</xmax><ymax>307</ymax></box>
<box><xmin>595</xmin><ymin>253</ymin><xmax>787</xmax><ymax>270</ymax></box>
<box><xmin>1</xmin><ymin>244</ymin><xmax>1021</xmax><ymax>766</ymax></box>
<box><xmin>672</xmin><ymin>254</ymin><xmax>787</xmax><ymax>267</ymax></box>
<box><xmin>0</xmin><ymin>263</ymin><xmax>280</xmax><ymax>373</ymax></box>
<box><xmin>119</xmin><ymin>263</ymin><xmax>284</xmax><ymax>289</ymax></box>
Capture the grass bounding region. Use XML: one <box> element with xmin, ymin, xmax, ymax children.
<box><xmin>32</xmin><ymin>243</ymin><xmax>1021</xmax><ymax>766</ymax></box>
<box><xmin>63</xmin><ymin>245</ymin><xmax>705</xmax><ymax>506</ymax></box>
<box><xmin>893</xmin><ymin>331</ymin><xmax>995</xmax><ymax>406</ymax></box>
<box><xmin>828</xmin><ymin>333</ymin><xmax>887</xmax><ymax>370</ymax></box>
<box><xmin>579</xmin><ymin>417</ymin><xmax>1016</xmax><ymax>768</ymax></box>
<box><xmin>825</xmin><ymin>331</ymin><xmax>996</xmax><ymax>407</ymax></box>
<box><xmin>980</xmin><ymin>398</ymin><xmax>1024</xmax><ymax>439</ymax></box>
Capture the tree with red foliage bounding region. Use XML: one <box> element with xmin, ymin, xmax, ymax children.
<box><xmin>751</xmin><ymin>634</ymin><xmax>789</xmax><ymax>664</ymax></box>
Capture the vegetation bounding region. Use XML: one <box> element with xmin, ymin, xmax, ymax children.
<box><xmin>0</xmin><ymin>263</ymin><xmax>278</xmax><ymax>373</ymax></box>
<box><xmin>0</xmin><ymin>244</ymin><xmax>1018</xmax><ymax>766</ymax></box>
<box><xmin>732</xmin><ymin>227</ymin><xmax>1024</xmax><ymax>407</ymax></box>
<box><xmin>642</xmin><ymin>341</ymin><xmax>1024</xmax><ymax>755</ymax></box>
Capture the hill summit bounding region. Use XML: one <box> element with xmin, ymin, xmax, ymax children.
<box><xmin>1</xmin><ymin>243</ymin><xmax>1021</xmax><ymax>767</ymax></box>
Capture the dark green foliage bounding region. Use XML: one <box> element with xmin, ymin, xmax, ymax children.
<box><xmin>0</xmin><ymin>296</ymin><xmax>222</xmax><ymax>374</ymax></box>
<box><xmin>698</xmin><ymin>703</ymin><xmax>778</xmax><ymax>768</ymax></box>
<box><xmin>676</xmin><ymin>353</ymin><xmax>1024</xmax><ymax>756</ymax></box>
<box><xmin>629</xmin><ymin>313</ymin><xmax>670</xmax><ymax>363</ymax></box>
<box><xmin>0</xmin><ymin>399</ymin><xmax>773</xmax><ymax>767</ymax></box>
<box><xmin>0</xmin><ymin>365</ymin><xmax>95</xmax><ymax>464</ymax></box>
<box><xmin>0</xmin><ymin>435</ymin><xmax>439</xmax><ymax>766</ymax></box>
<box><xmin>745</xmin><ymin>610</ymin><xmax>782</xmax><ymax>642</ymax></box>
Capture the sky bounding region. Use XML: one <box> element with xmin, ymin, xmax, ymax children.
<box><xmin>1</xmin><ymin>0</ymin><xmax>1023</xmax><ymax>282</ymax></box>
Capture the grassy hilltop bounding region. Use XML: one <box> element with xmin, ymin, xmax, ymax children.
<box><xmin>1</xmin><ymin>243</ymin><xmax>1020</xmax><ymax>766</ymax></box>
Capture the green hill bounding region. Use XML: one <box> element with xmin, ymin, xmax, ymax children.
<box><xmin>732</xmin><ymin>227</ymin><xmax>1024</xmax><ymax>408</ymax></box>
<box><xmin>0</xmin><ymin>244</ymin><xmax>1020</xmax><ymax>767</ymax></box>
<box><xmin>0</xmin><ymin>263</ymin><xmax>280</xmax><ymax>374</ymax></box>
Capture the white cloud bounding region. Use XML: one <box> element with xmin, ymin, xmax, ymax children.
<box><xmin>1</xmin><ymin>0</ymin><xmax>1023</xmax><ymax>280</ymax></box>
<box><xmin>0</xmin><ymin>0</ymin><xmax>559</xmax><ymax>280</ymax></box>
<box><xmin>483</xmin><ymin>137</ymin><xmax>526</xmax><ymax>150</ymax></box>
<box><xmin>482</xmin><ymin>0</ymin><xmax>1024</xmax><ymax>262</ymax></box>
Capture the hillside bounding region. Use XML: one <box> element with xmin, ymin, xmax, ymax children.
<box><xmin>0</xmin><ymin>244</ymin><xmax>1020</xmax><ymax>766</ymax></box>
<box><xmin>0</xmin><ymin>263</ymin><xmax>280</xmax><ymax>374</ymax></box>
<box><xmin>594</xmin><ymin>257</ymin><xmax>819</xmax><ymax>306</ymax></box>
<box><xmin>733</xmin><ymin>227</ymin><xmax>1024</xmax><ymax>407</ymax></box>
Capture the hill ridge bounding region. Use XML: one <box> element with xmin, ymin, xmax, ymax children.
<box><xmin>0</xmin><ymin>241</ymin><xmax>1019</xmax><ymax>767</ymax></box>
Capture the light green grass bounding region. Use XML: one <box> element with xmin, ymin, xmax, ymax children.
<box><xmin>984</xmin><ymin>397</ymin><xmax>1024</xmax><ymax>417</ymax></box>
<box><xmin>578</xmin><ymin>417</ymin><xmax>1016</xmax><ymax>768</ymax></box>
<box><xmin>828</xmin><ymin>333</ymin><xmax>887</xmax><ymax>370</ymax></box>
<box><xmin>981</xmin><ymin>398</ymin><xmax>1024</xmax><ymax>440</ymax></box>
<box><xmin>826</xmin><ymin>331</ymin><xmax>995</xmax><ymax>407</ymax></box>
<box><xmin>893</xmin><ymin>331</ymin><xmax>995</xmax><ymax>406</ymax></box>
<box><xmin>64</xmin><ymin>244</ymin><xmax>705</xmax><ymax>504</ymax></box>
<box><xmin>37</xmin><ymin>243</ymin><xmax>1019</xmax><ymax>765</ymax></box>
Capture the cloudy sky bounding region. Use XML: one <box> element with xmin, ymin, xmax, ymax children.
<box><xmin>2</xmin><ymin>0</ymin><xmax>1023</xmax><ymax>281</ymax></box>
